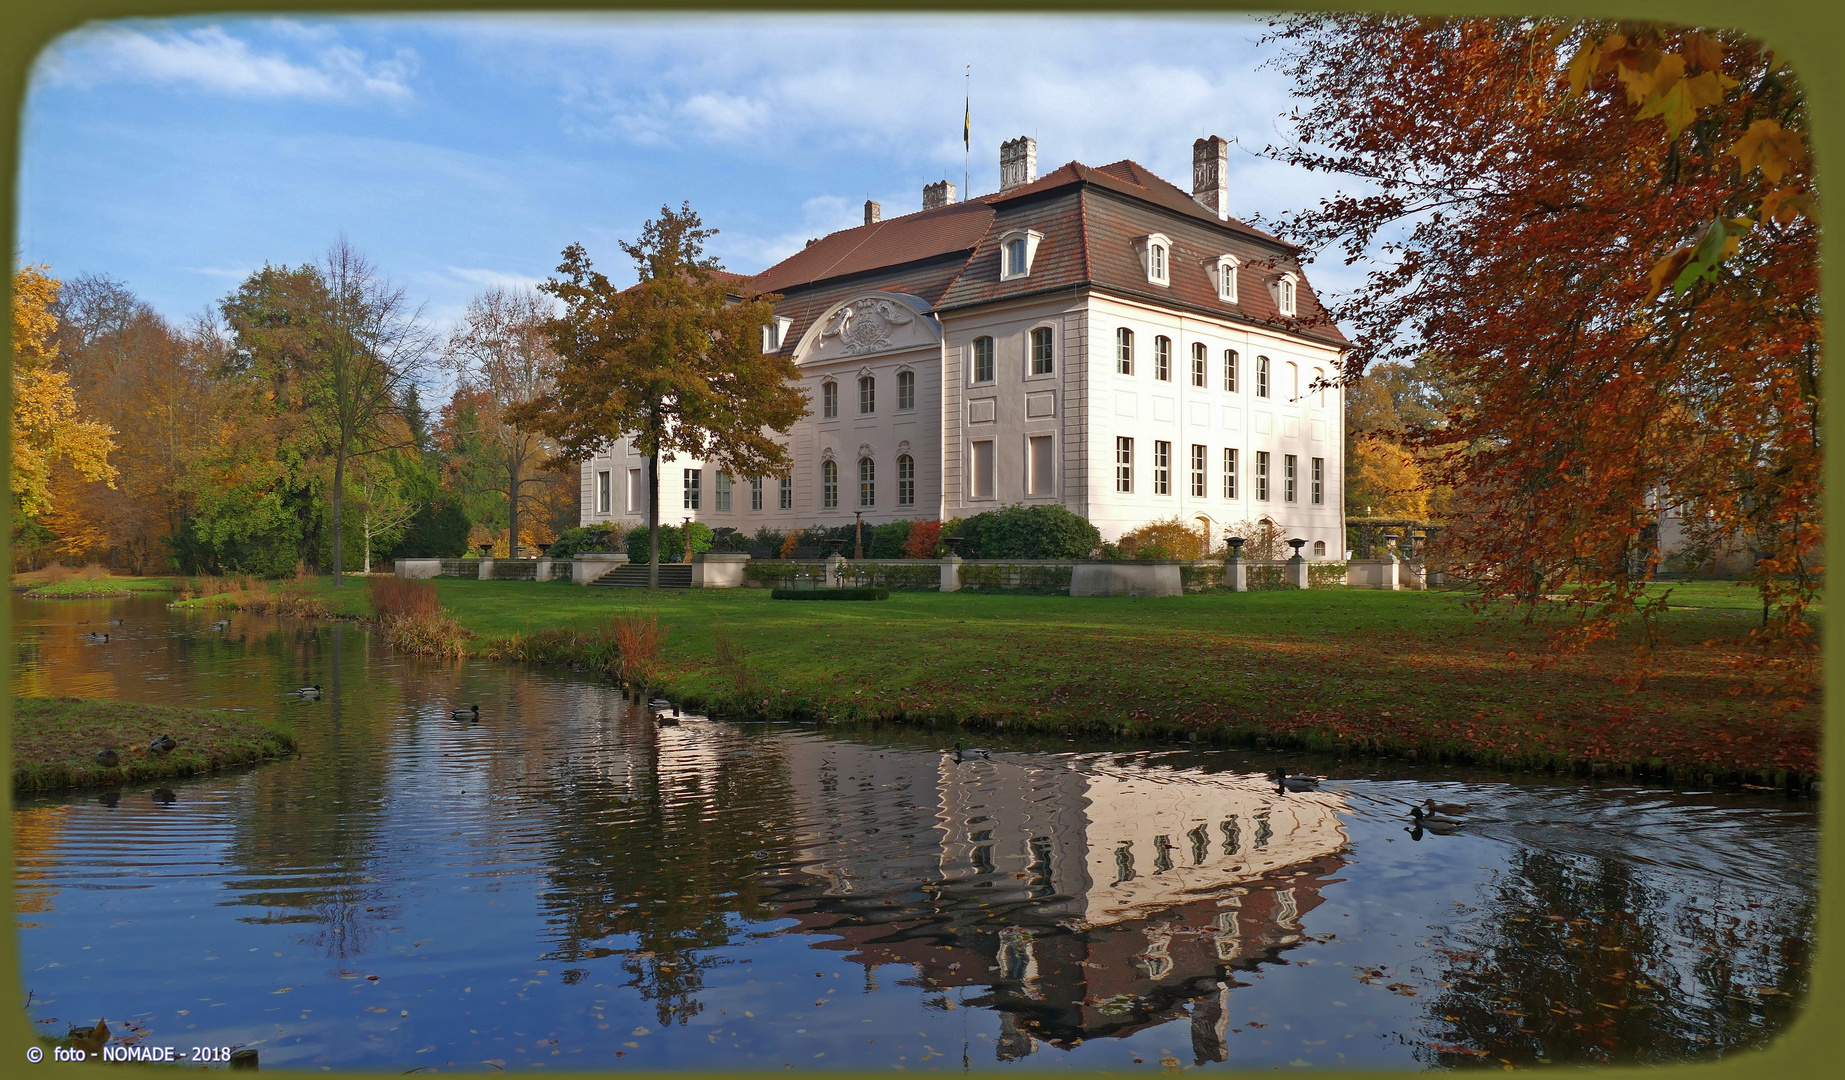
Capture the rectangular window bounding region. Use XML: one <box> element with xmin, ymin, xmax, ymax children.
<box><xmin>751</xmin><ymin>476</ymin><xmax>764</xmax><ymax>511</ymax></box>
<box><xmin>1256</xmin><ymin>356</ymin><xmax>1270</xmax><ymax>398</ymax></box>
<box><xmin>1007</xmin><ymin>238</ymin><xmax>1027</xmax><ymax>276</ymax></box>
<box><xmin>1116</xmin><ymin>328</ymin><xmax>1134</xmax><ymax>375</ymax></box>
<box><xmin>897</xmin><ymin>454</ymin><xmax>915</xmax><ymax>506</ymax></box>
<box><xmin>1028</xmin><ymin>435</ymin><xmax>1054</xmax><ymax>495</ymax></box>
<box><xmin>1225</xmin><ymin>349</ymin><xmax>1239</xmax><ymax>393</ymax></box>
<box><xmin>1256</xmin><ymin>451</ymin><xmax>1270</xmax><ymax>501</ymax></box>
<box><xmin>714</xmin><ymin>471</ymin><xmax>732</xmax><ymax>511</ymax></box>
<box><xmin>859</xmin><ymin>376</ymin><xmax>875</xmax><ymax>414</ymax></box>
<box><xmin>1153</xmin><ymin>440</ymin><xmax>1171</xmax><ymax>495</ymax></box>
<box><xmin>1190</xmin><ymin>444</ymin><xmax>1206</xmax><ymax>497</ymax></box>
<box><xmin>1223</xmin><ymin>448</ymin><xmax>1238</xmax><ymax>499</ymax></box>
<box><xmin>973</xmin><ymin>337</ymin><xmax>995</xmax><ymax>383</ymax></box>
<box><xmin>898</xmin><ymin>370</ymin><xmax>915</xmax><ymax>410</ymax></box>
<box><xmin>779</xmin><ymin>476</ymin><xmax>792</xmax><ymax>510</ymax></box>
<box><xmin>1284</xmin><ymin>454</ymin><xmax>1298</xmax><ymax>502</ymax></box>
<box><xmin>1031</xmin><ymin>327</ymin><xmax>1054</xmax><ymax>375</ymax></box>
<box><xmin>1115</xmin><ymin>437</ymin><xmax>1133</xmax><ymax>493</ymax></box>
<box><xmin>596</xmin><ymin>470</ymin><xmax>611</xmax><ymax>515</ymax></box>
<box><xmin>627</xmin><ymin>468</ymin><xmax>643</xmax><ymax>514</ymax></box>
<box><xmin>1312</xmin><ymin>457</ymin><xmax>1324</xmax><ymax>505</ymax></box>
<box><xmin>1155</xmin><ymin>336</ymin><xmax>1172</xmax><ymax>381</ymax></box>
<box><xmin>971</xmin><ymin>440</ymin><xmax>996</xmax><ymax>499</ymax></box>
<box><xmin>1191</xmin><ymin>342</ymin><xmax>1206</xmax><ymax>387</ymax></box>
<box><xmin>684</xmin><ymin>468</ymin><xmax>701</xmax><ymax>510</ymax></box>
<box><xmin>822</xmin><ymin>381</ymin><xmax>838</xmax><ymax>418</ymax></box>
<box><xmin>858</xmin><ymin>458</ymin><xmax>875</xmax><ymax>507</ymax></box>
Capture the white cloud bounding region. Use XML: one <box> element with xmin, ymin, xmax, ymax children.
<box><xmin>38</xmin><ymin>22</ymin><xmax>417</xmax><ymax>103</ymax></box>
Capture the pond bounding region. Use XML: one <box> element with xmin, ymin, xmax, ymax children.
<box><xmin>11</xmin><ymin>594</ymin><xmax>1817</xmax><ymax>1071</ymax></box>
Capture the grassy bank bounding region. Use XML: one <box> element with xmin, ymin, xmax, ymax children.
<box><xmin>169</xmin><ymin>573</ymin><xmax>376</xmax><ymax>619</ymax></box>
<box><xmin>420</xmin><ymin>578</ymin><xmax>1819</xmax><ymax>785</ymax></box>
<box><xmin>11</xmin><ymin>697</ymin><xmax>297</xmax><ymax>795</ymax></box>
<box><xmin>18</xmin><ymin>574</ymin><xmax>176</xmax><ymax>599</ymax></box>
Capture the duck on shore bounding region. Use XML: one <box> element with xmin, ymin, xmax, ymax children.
<box><xmin>147</xmin><ymin>734</ymin><xmax>177</xmax><ymax>755</ymax></box>
<box><xmin>95</xmin><ymin>748</ymin><xmax>121</xmax><ymax>768</ymax></box>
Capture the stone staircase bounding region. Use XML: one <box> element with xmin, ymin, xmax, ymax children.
<box><xmin>591</xmin><ymin>562</ymin><xmax>694</xmax><ymax>589</ymax></box>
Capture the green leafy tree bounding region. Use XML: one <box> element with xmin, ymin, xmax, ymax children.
<box><xmin>518</xmin><ymin>203</ymin><xmax>808</xmax><ymax>588</ymax></box>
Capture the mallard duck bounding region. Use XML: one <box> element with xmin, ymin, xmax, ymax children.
<box><xmin>148</xmin><ymin>734</ymin><xmax>177</xmax><ymax>754</ymax></box>
<box><xmin>656</xmin><ymin>714</ymin><xmax>680</xmax><ymax>727</ymax></box>
<box><xmin>106</xmin><ymin>618</ymin><xmax>124</xmax><ymax>626</ymax></box>
<box><xmin>1409</xmin><ymin>806</ymin><xmax>1463</xmax><ymax>831</ymax></box>
<box><xmin>152</xmin><ymin>788</ymin><xmax>176</xmax><ymax>804</ymax></box>
<box><xmin>95</xmin><ymin>748</ymin><xmax>121</xmax><ymax>768</ymax></box>
<box><xmin>81</xmin><ymin>631</ymin><xmax>110</xmax><ymax>643</ymax></box>
<box><xmin>210</xmin><ymin>619</ymin><xmax>231</xmax><ymax>630</ymax></box>
<box><xmin>1419</xmin><ymin>797</ymin><xmax>1472</xmax><ymax>817</ymax></box>
<box><xmin>451</xmin><ymin>704</ymin><xmax>480</xmax><ymax>721</ymax></box>
<box><xmin>953</xmin><ymin>742</ymin><xmax>991</xmax><ymax>761</ymax></box>
<box><xmin>1274</xmin><ymin>768</ymin><xmax>1323</xmax><ymax>792</ymax></box>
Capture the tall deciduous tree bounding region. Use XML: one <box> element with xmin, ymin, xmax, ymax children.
<box><xmin>1266</xmin><ymin>17</ymin><xmax>1819</xmax><ymax>670</ymax></box>
<box><xmin>9</xmin><ymin>265</ymin><xmax>117</xmax><ymax>535</ymax></box>
<box><xmin>519</xmin><ymin>203</ymin><xmax>807</xmax><ymax>588</ymax></box>
<box><xmin>313</xmin><ymin>238</ymin><xmax>432</xmax><ymax>584</ymax></box>
<box><xmin>441</xmin><ymin>287</ymin><xmax>558</xmax><ymax>559</ymax></box>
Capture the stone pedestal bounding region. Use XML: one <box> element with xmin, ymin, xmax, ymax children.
<box><xmin>692</xmin><ymin>552</ymin><xmax>750</xmax><ymax>588</ymax></box>
<box><xmin>1287</xmin><ymin>554</ymin><xmax>1310</xmax><ymax>589</ymax></box>
<box><xmin>824</xmin><ymin>553</ymin><xmax>847</xmax><ymax>588</ymax></box>
<box><xmin>940</xmin><ymin>555</ymin><xmax>962</xmax><ymax>592</ymax></box>
<box><xmin>1225</xmin><ymin>556</ymin><xmax>1247</xmax><ymax>593</ymax></box>
<box><xmin>534</xmin><ymin>558</ymin><xmax>554</xmax><ymax>583</ymax></box>
<box><xmin>477</xmin><ymin>558</ymin><xmax>494</xmax><ymax>581</ymax></box>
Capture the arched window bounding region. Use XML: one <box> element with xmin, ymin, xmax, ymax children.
<box><xmin>858</xmin><ymin>375</ymin><xmax>875</xmax><ymax>414</ymax></box>
<box><xmin>1116</xmin><ymin>328</ymin><xmax>1134</xmax><ymax>375</ymax></box>
<box><xmin>1313</xmin><ymin>366</ymin><xmax>1325</xmax><ymax>407</ymax></box>
<box><xmin>1221</xmin><ymin>262</ymin><xmax>1237</xmax><ymax>301</ymax></box>
<box><xmin>897</xmin><ymin>454</ymin><xmax>915</xmax><ymax>506</ymax></box>
<box><xmin>1224</xmin><ymin>349</ymin><xmax>1239</xmax><ymax>392</ymax></box>
<box><xmin>1190</xmin><ymin>342</ymin><xmax>1207</xmax><ymax>387</ymax></box>
<box><xmin>1150</xmin><ymin>243</ymin><xmax>1166</xmax><ymax>281</ymax></box>
<box><xmin>1154</xmin><ymin>336</ymin><xmax>1172</xmax><ymax>381</ymax></box>
<box><xmin>972</xmin><ymin>336</ymin><xmax>995</xmax><ymax>383</ymax></box>
<box><xmin>1313</xmin><ymin>540</ymin><xmax>1327</xmax><ymax>557</ymax></box>
<box><xmin>1280</xmin><ymin>276</ymin><xmax>1296</xmax><ymax>315</ymax></box>
<box><xmin>858</xmin><ymin>458</ymin><xmax>875</xmax><ymax>507</ymax></box>
<box><xmin>822</xmin><ymin>380</ymin><xmax>838</xmax><ymax>418</ymax></box>
<box><xmin>1030</xmin><ymin>327</ymin><xmax>1054</xmax><ymax>375</ymax></box>
<box><xmin>822</xmin><ymin>459</ymin><xmax>838</xmax><ymax>508</ymax></box>
<box><xmin>1256</xmin><ymin>356</ymin><xmax>1270</xmax><ymax>398</ymax></box>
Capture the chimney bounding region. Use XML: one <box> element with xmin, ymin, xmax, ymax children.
<box><xmin>922</xmin><ymin>179</ymin><xmax>957</xmax><ymax>211</ymax></box>
<box><xmin>1000</xmin><ymin>136</ymin><xmax>1037</xmax><ymax>192</ymax></box>
<box><xmin>1192</xmin><ymin>135</ymin><xmax>1230</xmax><ymax>220</ymax></box>
<box><xmin>864</xmin><ymin>200</ymin><xmax>881</xmax><ymax>226</ymax></box>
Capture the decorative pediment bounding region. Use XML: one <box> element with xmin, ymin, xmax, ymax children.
<box><xmin>858</xmin><ymin>442</ymin><xmax>876</xmax><ymax>459</ymax></box>
<box><xmin>821</xmin><ymin>446</ymin><xmax>837</xmax><ymax>462</ymax></box>
<box><xmin>896</xmin><ymin>439</ymin><xmax>913</xmax><ymax>455</ymax></box>
<box><xmin>793</xmin><ymin>291</ymin><xmax>940</xmax><ymax>365</ymax></box>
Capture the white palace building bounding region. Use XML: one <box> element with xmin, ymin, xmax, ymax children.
<box><xmin>579</xmin><ymin>136</ymin><xmax>1349</xmax><ymax>554</ymax></box>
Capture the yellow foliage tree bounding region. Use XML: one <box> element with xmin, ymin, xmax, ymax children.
<box><xmin>1346</xmin><ymin>435</ymin><xmax>1430</xmax><ymax>519</ymax></box>
<box><xmin>10</xmin><ymin>266</ymin><xmax>117</xmax><ymax>518</ymax></box>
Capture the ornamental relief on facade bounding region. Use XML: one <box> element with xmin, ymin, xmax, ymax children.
<box><xmin>795</xmin><ymin>292</ymin><xmax>940</xmax><ymax>365</ymax></box>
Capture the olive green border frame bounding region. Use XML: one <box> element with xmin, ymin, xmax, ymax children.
<box><xmin>0</xmin><ymin>2</ymin><xmax>1836</xmax><ymax>1077</ymax></box>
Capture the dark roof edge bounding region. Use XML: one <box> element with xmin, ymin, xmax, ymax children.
<box><xmin>744</xmin><ymin>248</ymin><xmax>978</xmax><ymax>300</ymax></box>
<box><xmin>1079</xmin><ymin>182</ymin><xmax>1302</xmax><ymax>257</ymax></box>
<box><xmin>934</xmin><ymin>283</ymin><xmax>1350</xmax><ymax>352</ymax></box>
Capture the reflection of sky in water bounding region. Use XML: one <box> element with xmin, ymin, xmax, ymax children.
<box><xmin>11</xmin><ymin>596</ymin><xmax>1818</xmax><ymax>1070</ymax></box>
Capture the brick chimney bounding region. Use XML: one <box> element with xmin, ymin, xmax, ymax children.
<box><xmin>864</xmin><ymin>200</ymin><xmax>881</xmax><ymax>226</ymax></box>
<box><xmin>1192</xmin><ymin>135</ymin><xmax>1230</xmax><ymax>220</ymax></box>
<box><xmin>922</xmin><ymin>179</ymin><xmax>957</xmax><ymax>210</ymax></box>
<box><xmin>1000</xmin><ymin>136</ymin><xmax>1037</xmax><ymax>192</ymax></box>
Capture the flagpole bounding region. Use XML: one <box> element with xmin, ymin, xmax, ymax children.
<box><xmin>964</xmin><ymin>64</ymin><xmax>970</xmax><ymax>201</ymax></box>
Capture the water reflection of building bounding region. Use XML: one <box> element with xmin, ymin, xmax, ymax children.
<box><xmin>772</xmin><ymin>740</ymin><xmax>1350</xmax><ymax>1061</ymax></box>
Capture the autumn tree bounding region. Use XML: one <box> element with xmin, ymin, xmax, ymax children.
<box><xmin>441</xmin><ymin>286</ymin><xmax>560</xmax><ymax>558</ymax></box>
<box><xmin>1265</xmin><ymin>17</ymin><xmax>1819</xmax><ymax>664</ymax></box>
<box><xmin>10</xmin><ymin>265</ymin><xmax>117</xmax><ymax>565</ymax></box>
<box><xmin>519</xmin><ymin>203</ymin><xmax>807</xmax><ymax>588</ymax></box>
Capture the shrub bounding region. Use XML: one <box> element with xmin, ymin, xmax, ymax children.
<box><xmin>367</xmin><ymin>577</ymin><xmax>466</xmax><ymax>657</ymax></box>
<box><xmin>771</xmin><ymin>586</ymin><xmax>890</xmax><ymax>601</ymax></box>
<box><xmin>611</xmin><ymin>612</ymin><xmax>665</xmax><ymax>690</ymax></box>
<box><xmin>545</xmin><ymin>527</ymin><xmax>605</xmax><ymax>560</ymax></box>
<box><xmin>868</xmin><ymin>520</ymin><xmax>913</xmax><ymax>558</ymax></box>
<box><xmin>904</xmin><ymin>519</ymin><xmax>943</xmax><ymax>559</ymax></box>
<box><xmin>1118</xmin><ymin>517</ymin><xmax>1209</xmax><ymax>560</ymax></box>
<box><xmin>368</xmin><ymin>576</ymin><xmax>441</xmax><ymax>621</ymax></box>
<box><xmin>1226</xmin><ymin>517</ymin><xmax>1289</xmax><ymax>560</ymax></box>
<box><xmin>957</xmin><ymin>504</ymin><xmax>1100</xmax><ymax>559</ymax></box>
<box><xmin>625</xmin><ymin>522</ymin><xmax>713</xmax><ymax>562</ymax></box>
<box><xmin>709</xmin><ymin>528</ymin><xmax>754</xmax><ymax>553</ymax></box>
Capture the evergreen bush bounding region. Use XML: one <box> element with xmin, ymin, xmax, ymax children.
<box><xmin>956</xmin><ymin>504</ymin><xmax>1100</xmax><ymax>559</ymax></box>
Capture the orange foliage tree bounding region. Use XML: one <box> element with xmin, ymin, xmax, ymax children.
<box><xmin>1265</xmin><ymin>17</ymin><xmax>1819</xmax><ymax>666</ymax></box>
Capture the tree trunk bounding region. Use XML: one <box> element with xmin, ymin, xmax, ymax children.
<box><xmin>647</xmin><ymin>448</ymin><xmax>660</xmax><ymax>590</ymax></box>
<box><xmin>332</xmin><ymin>443</ymin><xmax>346</xmax><ymax>585</ymax></box>
<box><xmin>507</xmin><ymin>455</ymin><xmax>521</xmax><ymax>561</ymax></box>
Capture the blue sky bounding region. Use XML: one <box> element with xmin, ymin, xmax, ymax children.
<box><xmin>20</xmin><ymin>13</ymin><xmax>1365</xmax><ymax>330</ymax></box>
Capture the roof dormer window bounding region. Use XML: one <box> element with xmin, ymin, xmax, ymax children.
<box><xmin>1135</xmin><ymin>233</ymin><xmax>1173</xmax><ymax>287</ymax></box>
<box><xmin>997</xmin><ymin>228</ymin><xmax>1044</xmax><ymax>282</ymax></box>
<box><xmin>1271</xmin><ymin>272</ymin><xmax>1299</xmax><ymax>317</ymax></box>
<box><xmin>761</xmin><ymin>314</ymin><xmax>794</xmax><ymax>352</ymax></box>
<box><xmin>1210</xmin><ymin>255</ymin><xmax>1240</xmax><ymax>303</ymax></box>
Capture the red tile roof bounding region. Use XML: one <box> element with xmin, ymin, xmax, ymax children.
<box><xmin>739</xmin><ymin>158</ymin><xmax>1346</xmax><ymax>349</ymax></box>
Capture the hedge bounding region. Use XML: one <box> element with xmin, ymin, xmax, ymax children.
<box><xmin>771</xmin><ymin>586</ymin><xmax>891</xmax><ymax>601</ymax></box>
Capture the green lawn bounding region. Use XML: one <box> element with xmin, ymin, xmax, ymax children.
<box><xmin>423</xmin><ymin>578</ymin><xmax>1818</xmax><ymax>780</ymax></box>
<box><xmin>11</xmin><ymin>697</ymin><xmax>297</xmax><ymax>795</ymax></box>
<box><xmin>21</xmin><ymin>576</ymin><xmax>177</xmax><ymax>599</ymax></box>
